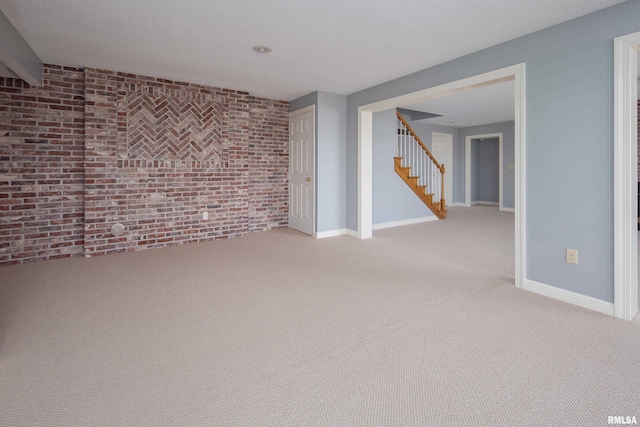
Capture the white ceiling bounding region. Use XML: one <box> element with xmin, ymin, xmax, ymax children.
<box><xmin>403</xmin><ymin>80</ymin><xmax>515</xmax><ymax>128</ymax></box>
<box><xmin>0</xmin><ymin>0</ymin><xmax>626</xmax><ymax>101</ymax></box>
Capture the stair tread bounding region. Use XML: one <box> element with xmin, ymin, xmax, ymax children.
<box><xmin>394</xmin><ymin>158</ymin><xmax>447</xmax><ymax>219</ymax></box>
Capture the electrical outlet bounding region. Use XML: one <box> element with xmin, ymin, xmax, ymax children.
<box><xmin>566</xmin><ymin>248</ymin><xmax>578</xmax><ymax>264</ymax></box>
<box><xmin>374</xmin><ymin>205</ymin><xmax>379</xmax><ymax>212</ymax></box>
<box><xmin>202</xmin><ymin>211</ymin><xmax>208</xmax><ymax>220</ymax></box>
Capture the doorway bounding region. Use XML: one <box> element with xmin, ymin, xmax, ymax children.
<box><xmin>357</xmin><ymin>64</ymin><xmax>526</xmax><ymax>288</ymax></box>
<box><xmin>465</xmin><ymin>133</ymin><xmax>504</xmax><ymax>210</ymax></box>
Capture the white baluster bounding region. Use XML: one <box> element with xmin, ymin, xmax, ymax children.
<box><xmin>403</xmin><ymin>127</ymin><xmax>406</xmax><ymax>167</ymax></box>
<box><xmin>413</xmin><ymin>137</ymin><xmax>418</xmax><ymax>176</ymax></box>
<box><xmin>396</xmin><ymin>120</ymin><xmax>400</xmax><ymax>158</ymax></box>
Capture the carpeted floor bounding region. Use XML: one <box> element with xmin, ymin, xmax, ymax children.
<box><xmin>0</xmin><ymin>206</ymin><xmax>638</xmax><ymax>426</ymax></box>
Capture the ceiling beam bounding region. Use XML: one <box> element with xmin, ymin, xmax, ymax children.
<box><xmin>0</xmin><ymin>10</ymin><xmax>42</xmax><ymax>86</ymax></box>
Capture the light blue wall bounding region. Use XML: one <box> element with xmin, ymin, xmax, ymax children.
<box><xmin>289</xmin><ymin>91</ymin><xmax>318</xmax><ymax>114</ymax></box>
<box><xmin>370</xmin><ymin>112</ymin><xmax>511</xmax><ymax>222</ymax></box>
<box><xmin>470</xmin><ymin>140</ymin><xmax>479</xmax><ymax>202</ymax></box>
<box><xmin>316</xmin><ymin>92</ymin><xmax>347</xmax><ymax>232</ymax></box>
<box><xmin>346</xmin><ymin>1</ymin><xmax>640</xmax><ymax>302</ymax></box>
<box><xmin>290</xmin><ymin>91</ymin><xmax>347</xmax><ymax>233</ymax></box>
<box><xmin>372</xmin><ymin>109</ymin><xmax>432</xmax><ymax>224</ymax></box>
<box><xmin>477</xmin><ymin>138</ymin><xmax>499</xmax><ymax>203</ymax></box>
<box><xmin>457</xmin><ymin>122</ymin><xmax>515</xmax><ymax>208</ymax></box>
<box><xmin>409</xmin><ymin>121</ymin><xmax>460</xmax><ymax>203</ymax></box>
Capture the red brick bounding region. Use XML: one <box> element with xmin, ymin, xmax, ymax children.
<box><xmin>1</xmin><ymin>64</ymin><xmax>289</xmax><ymax>265</ymax></box>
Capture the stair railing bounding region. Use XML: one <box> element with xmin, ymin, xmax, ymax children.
<box><xmin>396</xmin><ymin>112</ymin><xmax>446</xmax><ymax>211</ymax></box>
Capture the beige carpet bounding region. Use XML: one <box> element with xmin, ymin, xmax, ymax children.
<box><xmin>1</xmin><ymin>206</ymin><xmax>639</xmax><ymax>426</ymax></box>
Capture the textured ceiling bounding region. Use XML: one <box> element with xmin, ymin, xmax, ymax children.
<box><xmin>0</xmin><ymin>0</ymin><xmax>626</xmax><ymax>100</ymax></box>
<box><xmin>404</xmin><ymin>80</ymin><xmax>515</xmax><ymax>128</ymax></box>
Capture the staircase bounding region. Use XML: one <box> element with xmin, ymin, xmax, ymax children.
<box><xmin>394</xmin><ymin>112</ymin><xmax>447</xmax><ymax>219</ymax></box>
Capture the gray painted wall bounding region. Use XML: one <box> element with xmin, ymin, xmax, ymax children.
<box><xmin>346</xmin><ymin>1</ymin><xmax>640</xmax><ymax>302</ymax></box>
<box><xmin>290</xmin><ymin>91</ymin><xmax>347</xmax><ymax>233</ymax></box>
<box><xmin>476</xmin><ymin>138</ymin><xmax>499</xmax><ymax>203</ymax></box>
<box><xmin>457</xmin><ymin>122</ymin><xmax>515</xmax><ymax>208</ymax></box>
<box><xmin>289</xmin><ymin>91</ymin><xmax>317</xmax><ymax>114</ymax></box>
<box><xmin>373</xmin><ymin>109</ymin><xmax>432</xmax><ymax>224</ymax></box>
<box><xmin>370</xmin><ymin>113</ymin><xmax>512</xmax><ymax>223</ymax></box>
<box><xmin>316</xmin><ymin>92</ymin><xmax>347</xmax><ymax>232</ymax></box>
<box><xmin>470</xmin><ymin>140</ymin><xmax>479</xmax><ymax>202</ymax></box>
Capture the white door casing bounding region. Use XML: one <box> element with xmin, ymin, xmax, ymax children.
<box><xmin>289</xmin><ymin>106</ymin><xmax>315</xmax><ymax>235</ymax></box>
<box><xmin>357</xmin><ymin>64</ymin><xmax>525</xmax><ymax>289</ymax></box>
<box><xmin>613</xmin><ymin>32</ymin><xmax>639</xmax><ymax>320</ymax></box>
<box><xmin>431</xmin><ymin>132</ymin><xmax>453</xmax><ymax>207</ymax></box>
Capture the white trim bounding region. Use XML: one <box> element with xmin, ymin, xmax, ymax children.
<box><xmin>358</xmin><ymin>109</ymin><xmax>373</xmax><ymax>239</ymax></box>
<box><xmin>315</xmin><ymin>228</ymin><xmax>360</xmax><ymax>239</ymax></box>
<box><xmin>289</xmin><ymin>105</ymin><xmax>316</xmax><ymax>236</ymax></box>
<box><xmin>514</xmin><ymin>64</ymin><xmax>526</xmax><ymax>290</ymax></box>
<box><xmin>471</xmin><ymin>201</ymin><xmax>499</xmax><ymax>206</ymax></box>
<box><xmin>345</xmin><ymin>229</ymin><xmax>359</xmax><ymax>238</ymax></box>
<box><xmin>499</xmin><ymin>134</ymin><xmax>503</xmax><ymax>212</ymax></box>
<box><xmin>373</xmin><ymin>216</ymin><xmax>438</xmax><ymax>230</ymax></box>
<box><xmin>464</xmin><ymin>133</ymin><xmax>504</xmax><ymax>210</ymax></box>
<box><xmin>524</xmin><ymin>280</ymin><xmax>614</xmax><ymax>316</ymax></box>
<box><xmin>314</xmin><ymin>229</ymin><xmax>347</xmax><ymax>239</ymax></box>
<box><xmin>357</xmin><ymin>63</ymin><xmax>526</xmax><ymax>290</ymax></box>
<box><xmin>613</xmin><ymin>32</ymin><xmax>640</xmax><ymax>320</ymax></box>
<box><xmin>500</xmin><ymin>207</ymin><xmax>515</xmax><ymax>213</ymax></box>
<box><xmin>359</xmin><ymin>66</ymin><xmax>521</xmax><ymax>114</ymax></box>
<box><xmin>449</xmin><ymin>202</ymin><xmax>467</xmax><ymax>207</ymax></box>
<box><xmin>288</xmin><ymin>104</ymin><xmax>315</xmax><ymax>117</ymax></box>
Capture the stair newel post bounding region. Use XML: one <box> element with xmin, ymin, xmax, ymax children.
<box><xmin>440</xmin><ymin>164</ymin><xmax>446</xmax><ymax>211</ymax></box>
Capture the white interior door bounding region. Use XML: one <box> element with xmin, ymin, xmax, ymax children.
<box><xmin>289</xmin><ymin>107</ymin><xmax>315</xmax><ymax>235</ymax></box>
<box><xmin>432</xmin><ymin>132</ymin><xmax>453</xmax><ymax>207</ymax></box>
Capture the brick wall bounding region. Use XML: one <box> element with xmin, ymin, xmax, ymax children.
<box><xmin>249</xmin><ymin>97</ymin><xmax>289</xmax><ymax>232</ymax></box>
<box><xmin>0</xmin><ymin>66</ymin><xmax>85</xmax><ymax>265</ymax></box>
<box><xmin>0</xmin><ymin>65</ymin><xmax>289</xmax><ymax>265</ymax></box>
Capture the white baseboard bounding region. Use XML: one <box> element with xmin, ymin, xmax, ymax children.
<box><xmin>373</xmin><ymin>215</ymin><xmax>438</xmax><ymax>230</ymax></box>
<box><xmin>471</xmin><ymin>201</ymin><xmax>499</xmax><ymax>206</ymax></box>
<box><xmin>524</xmin><ymin>279</ymin><xmax>614</xmax><ymax>316</ymax></box>
<box><xmin>315</xmin><ymin>229</ymin><xmax>363</xmax><ymax>239</ymax></box>
<box><xmin>346</xmin><ymin>229</ymin><xmax>359</xmax><ymax>238</ymax></box>
<box><xmin>315</xmin><ymin>229</ymin><xmax>347</xmax><ymax>239</ymax></box>
<box><xmin>500</xmin><ymin>207</ymin><xmax>515</xmax><ymax>213</ymax></box>
<box><xmin>449</xmin><ymin>202</ymin><xmax>466</xmax><ymax>207</ymax></box>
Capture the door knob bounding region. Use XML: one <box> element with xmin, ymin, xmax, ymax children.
<box><xmin>306</xmin><ymin>177</ymin><xmax>311</xmax><ymax>182</ymax></box>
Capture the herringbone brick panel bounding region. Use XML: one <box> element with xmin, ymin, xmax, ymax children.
<box><xmin>126</xmin><ymin>93</ymin><xmax>223</xmax><ymax>161</ymax></box>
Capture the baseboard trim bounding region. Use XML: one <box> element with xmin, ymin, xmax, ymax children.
<box><xmin>500</xmin><ymin>207</ymin><xmax>515</xmax><ymax>213</ymax></box>
<box><xmin>373</xmin><ymin>216</ymin><xmax>438</xmax><ymax>230</ymax></box>
<box><xmin>524</xmin><ymin>279</ymin><xmax>614</xmax><ymax>316</ymax></box>
<box><xmin>315</xmin><ymin>229</ymin><xmax>347</xmax><ymax>239</ymax></box>
<box><xmin>471</xmin><ymin>201</ymin><xmax>499</xmax><ymax>206</ymax></box>
<box><xmin>449</xmin><ymin>202</ymin><xmax>466</xmax><ymax>207</ymax></box>
<box><xmin>346</xmin><ymin>229</ymin><xmax>359</xmax><ymax>238</ymax></box>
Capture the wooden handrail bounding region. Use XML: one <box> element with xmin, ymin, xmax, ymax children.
<box><xmin>396</xmin><ymin>111</ymin><xmax>444</xmax><ymax>173</ymax></box>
